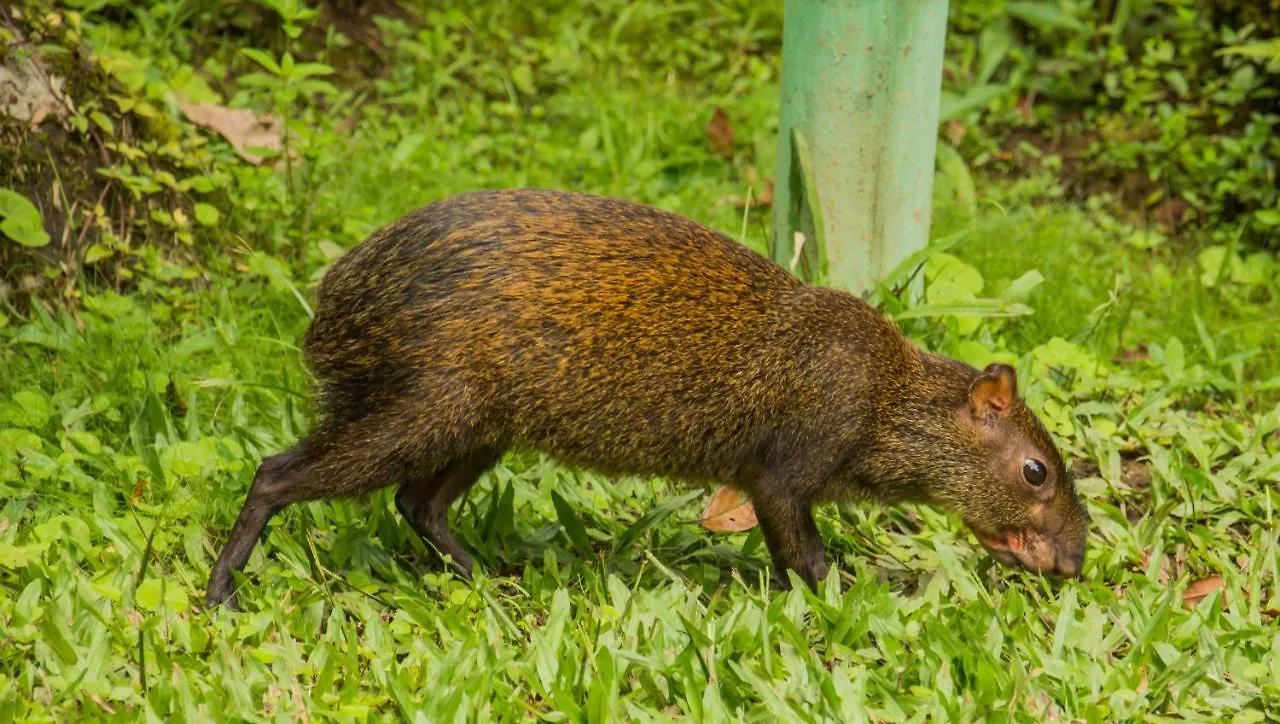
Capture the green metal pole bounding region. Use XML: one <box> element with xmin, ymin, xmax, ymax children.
<box><xmin>772</xmin><ymin>0</ymin><xmax>950</xmax><ymax>295</ymax></box>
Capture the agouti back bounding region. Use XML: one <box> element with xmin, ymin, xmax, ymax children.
<box><xmin>207</xmin><ymin>189</ymin><xmax>1088</xmax><ymax>608</ymax></box>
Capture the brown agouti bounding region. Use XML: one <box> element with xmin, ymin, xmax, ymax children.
<box><xmin>206</xmin><ymin>189</ymin><xmax>1088</xmax><ymax>608</ymax></box>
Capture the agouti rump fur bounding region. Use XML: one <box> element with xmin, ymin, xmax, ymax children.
<box><xmin>207</xmin><ymin>189</ymin><xmax>1088</xmax><ymax>608</ymax></box>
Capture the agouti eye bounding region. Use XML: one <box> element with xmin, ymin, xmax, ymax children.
<box><xmin>1023</xmin><ymin>458</ymin><xmax>1047</xmax><ymax>486</ymax></box>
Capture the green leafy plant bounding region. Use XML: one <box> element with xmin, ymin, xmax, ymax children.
<box><xmin>945</xmin><ymin>0</ymin><xmax>1280</xmax><ymax>251</ymax></box>
<box><xmin>1219</xmin><ymin>37</ymin><xmax>1280</xmax><ymax>62</ymax></box>
<box><xmin>0</xmin><ymin>189</ymin><xmax>49</xmax><ymax>247</ymax></box>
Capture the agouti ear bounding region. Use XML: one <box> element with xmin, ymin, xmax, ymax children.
<box><xmin>969</xmin><ymin>363</ymin><xmax>1017</xmax><ymax>421</ymax></box>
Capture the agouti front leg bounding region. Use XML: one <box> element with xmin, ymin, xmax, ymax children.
<box><xmin>751</xmin><ymin>477</ymin><xmax>829</xmax><ymax>591</ymax></box>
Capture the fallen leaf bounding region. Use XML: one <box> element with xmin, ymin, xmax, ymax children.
<box><xmin>699</xmin><ymin>486</ymin><xmax>757</xmax><ymax>533</ymax></box>
<box><xmin>1016</xmin><ymin>94</ymin><xmax>1035</xmax><ymax>122</ymax></box>
<box><xmin>758</xmin><ymin>180</ymin><xmax>774</xmax><ymax>206</ymax></box>
<box><xmin>1153</xmin><ymin>198</ymin><xmax>1189</xmax><ymax>230</ymax></box>
<box><xmin>0</xmin><ymin>58</ymin><xmax>67</xmax><ymax>127</ymax></box>
<box><xmin>1182</xmin><ymin>575</ymin><xmax>1224</xmax><ymax>608</ymax></box>
<box><xmin>1113</xmin><ymin>343</ymin><xmax>1149</xmax><ymax>363</ymax></box>
<box><xmin>706</xmin><ymin>107</ymin><xmax>734</xmax><ymax>162</ymax></box>
<box><xmin>179</xmin><ymin>99</ymin><xmax>283</xmax><ymax>165</ymax></box>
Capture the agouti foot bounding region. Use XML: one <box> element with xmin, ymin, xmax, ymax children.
<box><xmin>768</xmin><ymin>571</ymin><xmax>793</xmax><ymax>593</ymax></box>
<box><xmin>205</xmin><ymin>578</ymin><xmax>238</xmax><ymax>611</ymax></box>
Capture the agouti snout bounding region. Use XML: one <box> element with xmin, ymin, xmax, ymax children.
<box><xmin>207</xmin><ymin>189</ymin><xmax>1087</xmax><ymax>608</ymax></box>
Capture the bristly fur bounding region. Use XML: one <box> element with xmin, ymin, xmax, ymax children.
<box><xmin>206</xmin><ymin>188</ymin><xmax>1087</xmax><ymax>607</ymax></box>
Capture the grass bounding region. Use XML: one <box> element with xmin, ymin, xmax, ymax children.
<box><xmin>3</xmin><ymin>1</ymin><xmax>1280</xmax><ymax>720</ymax></box>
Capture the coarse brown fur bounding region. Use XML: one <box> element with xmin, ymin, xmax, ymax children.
<box><xmin>206</xmin><ymin>188</ymin><xmax>1088</xmax><ymax>608</ymax></box>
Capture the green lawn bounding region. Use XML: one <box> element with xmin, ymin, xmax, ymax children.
<box><xmin>2</xmin><ymin>1</ymin><xmax>1279</xmax><ymax>721</ymax></box>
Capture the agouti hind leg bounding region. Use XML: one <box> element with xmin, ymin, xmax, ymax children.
<box><xmin>394</xmin><ymin>447</ymin><xmax>502</xmax><ymax>579</ymax></box>
<box><xmin>206</xmin><ymin>414</ymin><xmax>444</xmax><ymax>608</ymax></box>
<box><xmin>206</xmin><ymin>448</ymin><xmax>310</xmax><ymax>609</ymax></box>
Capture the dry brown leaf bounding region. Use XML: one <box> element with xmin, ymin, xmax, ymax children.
<box><xmin>1113</xmin><ymin>344</ymin><xmax>1150</xmax><ymax>363</ymax></box>
<box><xmin>1016</xmin><ymin>94</ymin><xmax>1035</xmax><ymax>122</ymax></box>
<box><xmin>130</xmin><ymin>479</ymin><xmax>146</xmax><ymax>505</ymax></box>
<box><xmin>699</xmin><ymin>486</ymin><xmax>757</xmax><ymax>533</ymax></box>
<box><xmin>0</xmin><ymin>58</ymin><xmax>67</xmax><ymax>126</ymax></box>
<box><xmin>706</xmin><ymin>106</ymin><xmax>734</xmax><ymax>162</ymax></box>
<box><xmin>1182</xmin><ymin>575</ymin><xmax>1225</xmax><ymax>608</ymax></box>
<box><xmin>179</xmin><ymin>99</ymin><xmax>283</xmax><ymax>165</ymax></box>
<box><xmin>1153</xmin><ymin>198</ymin><xmax>1189</xmax><ymax>230</ymax></box>
<box><xmin>758</xmin><ymin>180</ymin><xmax>774</xmax><ymax>207</ymax></box>
<box><xmin>944</xmin><ymin>120</ymin><xmax>966</xmax><ymax>146</ymax></box>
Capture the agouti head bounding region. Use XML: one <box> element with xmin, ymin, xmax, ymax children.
<box><xmin>931</xmin><ymin>363</ymin><xmax>1087</xmax><ymax>578</ymax></box>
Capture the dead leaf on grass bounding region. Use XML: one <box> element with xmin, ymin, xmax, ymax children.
<box><xmin>1113</xmin><ymin>344</ymin><xmax>1150</xmax><ymax>363</ymax></box>
<box><xmin>0</xmin><ymin>58</ymin><xmax>68</xmax><ymax>126</ymax></box>
<box><xmin>699</xmin><ymin>486</ymin><xmax>757</xmax><ymax>533</ymax></box>
<box><xmin>179</xmin><ymin>99</ymin><xmax>284</xmax><ymax>165</ymax></box>
<box><xmin>706</xmin><ymin>106</ymin><xmax>734</xmax><ymax>162</ymax></box>
<box><xmin>758</xmin><ymin>180</ymin><xmax>774</xmax><ymax>206</ymax></box>
<box><xmin>1182</xmin><ymin>575</ymin><xmax>1225</xmax><ymax>608</ymax></box>
<box><xmin>1016</xmin><ymin>94</ymin><xmax>1035</xmax><ymax>122</ymax></box>
<box><xmin>1153</xmin><ymin>198</ymin><xmax>1189</xmax><ymax>230</ymax></box>
<box><xmin>130</xmin><ymin>479</ymin><xmax>146</xmax><ymax>505</ymax></box>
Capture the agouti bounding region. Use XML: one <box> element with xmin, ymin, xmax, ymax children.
<box><xmin>206</xmin><ymin>189</ymin><xmax>1088</xmax><ymax>608</ymax></box>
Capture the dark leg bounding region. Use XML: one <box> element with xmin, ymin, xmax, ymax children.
<box><xmin>752</xmin><ymin>491</ymin><xmax>828</xmax><ymax>591</ymax></box>
<box><xmin>207</xmin><ymin>449</ymin><xmax>307</xmax><ymax>609</ymax></box>
<box><xmin>394</xmin><ymin>447</ymin><xmax>502</xmax><ymax>579</ymax></box>
<box><xmin>206</xmin><ymin>412</ymin><xmax>452</xmax><ymax>608</ymax></box>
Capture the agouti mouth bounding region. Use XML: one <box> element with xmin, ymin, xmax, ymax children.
<box><xmin>971</xmin><ymin>526</ymin><xmax>1082</xmax><ymax>579</ymax></box>
<box><xmin>977</xmin><ymin>533</ymin><xmax>1021</xmax><ymax>566</ymax></box>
